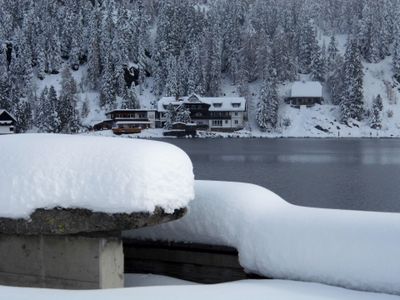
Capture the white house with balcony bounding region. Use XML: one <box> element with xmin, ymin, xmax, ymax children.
<box><xmin>157</xmin><ymin>94</ymin><xmax>247</xmax><ymax>131</ymax></box>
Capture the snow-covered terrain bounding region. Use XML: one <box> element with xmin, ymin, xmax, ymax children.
<box><xmin>126</xmin><ymin>181</ymin><xmax>400</xmax><ymax>295</ymax></box>
<box><xmin>0</xmin><ymin>134</ymin><xmax>194</xmax><ymax>218</ymax></box>
<box><xmin>82</xmin><ymin>56</ymin><xmax>400</xmax><ymax>139</ymax></box>
<box><xmin>1</xmin><ymin>279</ymin><xmax>398</xmax><ymax>300</ymax></box>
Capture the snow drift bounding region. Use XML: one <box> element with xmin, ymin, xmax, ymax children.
<box><xmin>1</xmin><ymin>279</ymin><xmax>398</xmax><ymax>300</ymax></box>
<box><xmin>126</xmin><ymin>181</ymin><xmax>400</xmax><ymax>295</ymax></box>
<box><xmin>0</xmin><ymin>134</ymin><xmax>194</xmax><ymax>218</ymax></box>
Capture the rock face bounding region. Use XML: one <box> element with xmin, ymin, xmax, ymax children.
<box><xmin>0</xmin><ymin>207</ymin><xmax>186</xmax><ymax>235</ymax></box>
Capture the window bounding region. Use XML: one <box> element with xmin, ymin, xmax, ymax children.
<box><xmin>212</xmin><ymin>120</ymin><xmax>222</xmax><ymax>126</ymax></box>
<box><xmin>225</xmin><ymin>120</ymin><xmax>229</xmax><ymax>124</ymax></box>
<box><xmin>231</xmin><ymin>103</ymin><xmax>241</xmax><ymax>108</ymax></box>
<box><xmin>234</xmin><ymin>120</ymin><xmax>239</xmax><ymax>125</ymax></box>
<box><xmin>9</xmin><ymin>127</ymin><xmax>14</xmax><ymax>131</ymax></box>
<box><xmin>213</xmin><ymin>103</ymin><xmax>222</xmax><ymax>108</ymax></box>
<box><xmin>234</xmin><ymin>112</ymin><xmax>238</xmax><ymax>116</ymax></box>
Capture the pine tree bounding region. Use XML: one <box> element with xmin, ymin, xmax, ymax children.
<box><xmin>340</xmin><ymin>38</ymin><xmax>364</xmax><ymax>122</ymax></box>
<box><xmin>393</xmin><ymin>9</ymin><xmax>400</xmax><ymax>82</ymax></box>
<box><xmin>327</xmin><ymin>54</ymin><xmax>344</xmax><ymax>105</ymax></box>
<box><xmin>175</xmin><ymin>105</ymin><xmax>191</xmax><ymax>124</ymax></box>
<box><xmin>86</xmin><ymin>3</ymin><xmax>102</xmax><ymax>90</ymax></box>
<box><xmin>205</xmin><ymin>11</ymin><xmax>222</xmax><ymax>96</ymax></box>
<box><xmin>58</xmin><ymin>66</ymin><xmax>80</xmax><ymax>133</ymax></box>
<box><xmin>165</xmin><ymin>55</ymin><xmax>179</xmax><ymax>97</ymax></box>
<box><xmin>14</xmin><ymin>100</ymin><xmax>32</xmax><ymax>133</ymax></box>
<box><xmin>0</xmin><ymin>48</ymin><xmax>11</xmax><ymax>110</ymax></box>
<box><xmin>370</xmin><ymin>94</ymin><xmax>383</xmax><ymax>129</ymax></box>
<box><xmin>298</xmin><ymin>19</ymin><xmax>318</xmax><ymax>74</ymax></box>
<box><xmin>310</xmin><ymin>42</ymin><xmax>325</xmax><ymax>82</ymax></box>
<box><xmin>121</xmin><ymin>84</ymin><xmax>140</xmax><ymax>109</ymax></box>
<box><xmin>136</xmin><ymin>0</ymin><xmax>150</xmax><ymax>95</ymax></box>
<box><xmin>81</xmin><ymin>96</ymin><xmax>90</xmax><ymax>119</ymax></box>
<box><xmin>164</xmin><ymin>103</ymin><xmax>177</xmax><ymax>129</ymax></box>
<box><xmin>35</xmin><ymin>86</ymin><xmax>49</xmax><ymax>131</ymax></box>
<box><xmin>327</xmin><ymin>35</ymin><xmax>339</xmax><ymax>72</ymax></box>
<box><xmin>42</xmin><ymin>86</ymin><xmax>61</xmax><ymax>133</ymax></box>
<box><xmin>99</xmin><ymin>61</ymin><xmax>116</xmax><ymax>110</ymax></box>
<box><xmin>187</xmin><ymin>43</ymin><xmax>203</xmax><ymax>95</ymax></box>
<box><xmin>256</xmin><ymin>70</ymin><xmax>279</xmax><ymax>131</ymax></box>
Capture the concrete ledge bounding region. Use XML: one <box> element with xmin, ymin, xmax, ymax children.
<box><xmin>0</xmin><ymin>234</ymin><xmax>123</xmax><ymax>289</ymax></box>
<box><xmin>0</xmin><ymin>207</ymin><xmax>186</xmax><ymax>235</ymax></box>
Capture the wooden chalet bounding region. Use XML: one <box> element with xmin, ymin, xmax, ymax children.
<box><xmin>158</xmin><ymin>94</ymin><xmax>246</xmax><ymax>132</ymax></box>
<box><xmin>0</xmin><ymin>109</ymin><xmax>16</xmax><ymax>135</ymax></box>
<box><xmin>285</xmin><ymin>81</ymin><xmax>323</xmax><ymax>108</ymax></box>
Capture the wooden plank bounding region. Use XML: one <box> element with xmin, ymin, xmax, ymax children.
<box><xmin>123</xmin><ymin>239</ymin><xmax>267</xmax><ymax>283</ymax></box>
<box><xmin>125</xmin><ymin>259</ymin><xmax>248</xmax><ymax>284</ymax></box>
<box><xmin>124</xmin><ymin>247</ymin><xmax>242</xmax><ymax>269</ymax></box>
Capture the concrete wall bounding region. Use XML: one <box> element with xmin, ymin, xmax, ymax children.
<box><xmin>0</xmin><ymin>234</ymin><xmax>123</xmax><ymax>289</ymax></box>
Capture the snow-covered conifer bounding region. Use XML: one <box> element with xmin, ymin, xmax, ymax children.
<box><xmin>256</xmin><ymin>70</ymin><xmax>279</xmax><ymax>131</ymax></box>
<box><xmin>175</xmin><ymin>105</ymin><xmax>191</xmax><ymax>124</ymax></box>
<box><xmin>370</xmin><ymin>95</ymin><xmax>383</xmax><ymax>129</ymax></box>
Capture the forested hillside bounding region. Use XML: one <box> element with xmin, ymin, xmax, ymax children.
<box><xmin>0</xmin><ymin>0</ymin><xmax>399</xmax><ymax>134</ymax></box>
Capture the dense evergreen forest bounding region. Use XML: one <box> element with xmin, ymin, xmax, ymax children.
<box><xmin>0</xmin><ymin>0</ymin><xmax>399</xmax><ymax>133</ymax></box>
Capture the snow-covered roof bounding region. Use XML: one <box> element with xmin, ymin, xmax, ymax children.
<box><xmin>115</xmin><ymin>121</ymin><xmax>152</xmax><ymax>125</ymax></box>
<box><xmin>106</xmin><ymin>109</ymin><xmax>157</xmax><ymax>115</ymax></box>
<box><xmin>158</xmin><ymin>94</ymin><xmax>246</xmax><ymax>112</ymax></box>
<box><xmin>290</xmin><ymin>81</ymin><xmax>323</xmax><ymax>98</ymax></box>
<box><xmin>0</xmin><ymin>121</ymin><xmax>13</xmax><ymax>125</ymax></box>
<box><xmin>0</xmin><ymin>109</ymin><xmax>16</xmax><ymax>122</ymax></box>
<box><xmin>0</xmin><ymin>134</ymin><xmax>194</xmax><ymax>219</ymax></box>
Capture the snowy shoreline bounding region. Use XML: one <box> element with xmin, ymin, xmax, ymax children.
<box><xmin>87</xmin><ymin>129</ymin><xmax>400</xmax><ymax>140</ymax></box>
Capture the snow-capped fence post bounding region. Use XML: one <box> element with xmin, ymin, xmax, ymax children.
<box><xmin>0</xmin><ymin>134</ymin><xmax>195</xmax><ymax>290</ymax></box>
<box><xmin>0</xmin><ymin>207</ymin><xmax>186</xmax><ymax>289</ymax></box>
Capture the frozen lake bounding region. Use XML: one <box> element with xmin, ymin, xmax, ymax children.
<box><xmin>165</xmin><ymin>138</ymin><xmax>400</xmax><ymax>213</ymax></box>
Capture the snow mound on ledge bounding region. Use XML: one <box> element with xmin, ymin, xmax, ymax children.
<box><xmin>126</xmin><ymin>181</ymin><xmax>400</xmax><ymax>295</ymax></box>
<box><xmin>0</xmin><ymin>134</ymin><xmax>194</xmax><ymax>219</ymax></box>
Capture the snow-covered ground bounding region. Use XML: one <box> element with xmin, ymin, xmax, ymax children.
<box><xmin>34</xmin><ymin>43</ymin><xmax>400</xmax><ymax>139</ymax></box>
<box><xmin>126</xmin><ymin>181</ymin><xmax>400</xmax><ymax>295</ymax></box>
<box><xmin>2</xmin><ymin>279</ymin><xmax>398</xmax><ymax>300</ymax></box>
<box><xmin>0</xmin><ymin>134</ymin><xmax>194</xmax><ymax>218</ymax></box>
<box><xmin>125</xmin><ymin>274</ymin><xmax>197</xmax><ymax>287</ymax></box>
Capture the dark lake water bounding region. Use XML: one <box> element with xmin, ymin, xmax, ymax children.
<box><xmin>165</xmin><ymin>138</ymin><xmax>400</xmax><ymax>213</ymax></box>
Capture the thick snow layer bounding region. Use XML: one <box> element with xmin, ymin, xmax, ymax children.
<box><xmin>126</xmin><ymin>181</ymin><xmax>400</xmax><ymax>295</ymax></box>
<box><xmin>0</xmin><ymin>134</ymin><xmax>194</xmax><ymax>218</ymax></box>
<box><xmin>291</xmin><ymin>81</ymin><xmax>323</xmax><ymax>98</ymax></box>
<box><xmin>1</xmin><ymin>280</ymin><xmax>398</xmax><ymax>300</ymax></box>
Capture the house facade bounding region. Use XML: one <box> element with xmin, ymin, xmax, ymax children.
<box><xmin>158</xmin><ymin>94</ymin><xmax>246</xmax><ymax>131</ymax></box>
<box><xmin>0</xmin><ymin>110</ymin><xmax>16</xmax><ymax>135</ymax></box>
<box><xmin>93</xmin><ymin>109</ymin><xmax>159</xmax><ymax>131</ymax></box>
<box><xmin>285</xmin><ymin>81</ymin><xmax>323</xmax><ymax>108</ymax></box>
